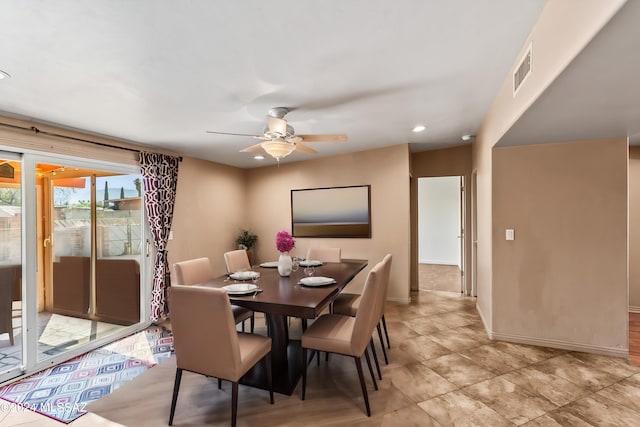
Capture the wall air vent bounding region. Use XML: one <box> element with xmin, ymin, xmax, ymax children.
<box><xmin>513</xmin><ymin>42</ymin><xmax>532</xmax><ymax>96</ymax></box>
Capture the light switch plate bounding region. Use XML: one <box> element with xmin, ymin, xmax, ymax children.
<box><xmin>506</xmin><ymin>229</ymin><xmax>515</xmax><ymax>241</ymax></box>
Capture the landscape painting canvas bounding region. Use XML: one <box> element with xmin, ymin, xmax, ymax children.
<box><xmin>291</xmin><ymin>185</ymin><xmax>371</xmax><ymax>238</ymax></box>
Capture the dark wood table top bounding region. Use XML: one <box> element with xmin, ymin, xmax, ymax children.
<box><xmin>199</xmin><ymin>258</ymin><xmax>368</xmax><ymax>319</ymax></box>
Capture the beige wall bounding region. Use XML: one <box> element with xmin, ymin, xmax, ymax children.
<box><xmin>411</xmin><ymin>145</ymin><xmax>472</xmax><ymax>292</ymax></box>
<box><xmin>492</xmin><ymin>138</ymin><xmax>628</xmax><ymax>355</ymax></box>
<box><xmin>630</xmin><ymin>147</ymin><xmax>640</xmax><ymax>309</ymax></box>
<box><xmin>472</xmin><ymin>0</ymin><xmax>627</xmax><ymax>334</ymax></box>
<box><xmin>245</xmin><ymin>144</ymin><xmax>411</xmax><ymax>302</ymax></box>
<box><xmin>168</xmin><ymin>157</ymin><xmax>248</xmax><ymax>276</ymax></box>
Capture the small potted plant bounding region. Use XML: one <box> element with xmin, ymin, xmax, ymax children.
<box><xmin>236</xmin><ymin>229</ymin><xmax>258</xmax><ymax>263</ymax></box>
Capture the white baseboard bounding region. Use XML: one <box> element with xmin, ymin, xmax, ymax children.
<box><xmin>476</xmin><ymin>302</ymin><xmax>492</xmax><ymax>339</ymax></box>
<box><xmin>419</xmin><ymin>259</ymin><xmax>459</xmax><ymax>266</ymax></box>
<box><xmin>474</xmin><ymin>303</ymin><xmax>627</xmax><ymax>357</ymax></box>
<box><xmin>629</xmin><ymin>306</ymin><xmax>640</xmax><ymax>313</ymax></box>
<box><xmin>489</xmin><ymin>331</ymin><xmax>627</xmax><ymax>358</ymax></box>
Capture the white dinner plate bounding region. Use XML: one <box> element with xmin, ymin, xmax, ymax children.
<box><xmin>229</xmin><ymin>271</ymin><xmax>259</xmax><ymax>280</ymax></box>
<box><xmin>259</xmin><ymin>261</ymin><xmax>279</xmax><ymax>268</ymax></box>
<box><xmin>299</xmin><ymin>259</ymin><xmax>323</xmax><ymax>267</ymax></box>
<box><xmin>298</xmin><ymin>276</ymin><xmax>336</xmax><ymax>287</ymax></box>
<box><xmin>222</xmin><ymin>283</ymin><xmax>259</xmax><ymax>295</ymax></box>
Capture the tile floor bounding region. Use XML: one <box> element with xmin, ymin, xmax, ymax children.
<box><xmin>3</xmin><ymin>290</ymin><xmax>640</xmax><ymax>426</ymax></box>
<box><xmin>419</xmin><ymin>264</ymin><xmax>461</xmax><ymax>293</ymax></box>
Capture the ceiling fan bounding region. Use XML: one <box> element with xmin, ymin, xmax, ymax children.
<box><xmin>206</xmin><ymin>107</ymin><xmax>347</xmax><ymax>161</ymax></box>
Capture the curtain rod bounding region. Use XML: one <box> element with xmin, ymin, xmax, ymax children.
<box><xmin>0</xmin><ymin>121</ymin><xmax>183</xmax><ymax>162</ymax></box>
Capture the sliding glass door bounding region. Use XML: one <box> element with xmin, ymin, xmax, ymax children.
<box><xmin>0</xmin><ymin>153</ymin><xmax>23</xmax><ymax>383</ymax></box>
<box><xmin>38</xmin><ymin>163</ymin><xmax>145</xmax><ymax>362</ymax></box>
<box><xmin>0</xmin><ymin>149</ymin><xmax>148</xmax><ymax>383</ymax></box>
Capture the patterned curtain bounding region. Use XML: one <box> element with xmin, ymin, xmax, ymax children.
<box><xmin>139</xmin><ymin>152</ymin><xmax>180</xmax><ymax>321</ymax></box>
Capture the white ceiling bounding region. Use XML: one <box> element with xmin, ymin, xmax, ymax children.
<box><xmin>0</xmin><ymin>1</ymin><xmax>547</xmax><ymax>168</ymax></box>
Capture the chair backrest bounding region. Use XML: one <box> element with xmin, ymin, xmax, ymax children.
<box><xmin>306</xmin><ymin>247</ymin><xmax>341</xmax><ymax>263</ymax></box>
<box><xmin>173</xmin><ymin>258</ymin><xmax>213</xmax><ymax>286</ymax></box>
<box><xmin>351</xmin><ymin>260</ymin><xmax>385</xmax><ymax>354</ymax></box>
<box><xmin>224</xmin><ymin>250</ymin><xmax>251</xmax><ymax>273</ymax></box>
<box><xmin>379</xmin><ymin>254</ymin><xmax>393</xmax><ymax>314</ymax></box>
<box><xmin>169</xmin><ymin>285</ymin><xmax>241</xmax><ymax>380</ymax></box>
<box><xmin>0</xmin><ymin>267</ymin><xmax>16</xmax><ymax>334</ymax></box>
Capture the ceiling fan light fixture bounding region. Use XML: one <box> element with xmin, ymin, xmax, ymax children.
<box><xmin>261</xmin><ymin>140</ymin><xmax>295</xmax><ymax>161</ymax></box>
<box><xmin>412</xmin><ymin>125</ymin><xmax>426</xmax><ymax>133</ymax></box>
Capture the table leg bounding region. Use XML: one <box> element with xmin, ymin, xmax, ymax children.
<box><xmin>240</xmin><ymin>313</ymin><xmax>303</xmax><ymax>395</ymax></box>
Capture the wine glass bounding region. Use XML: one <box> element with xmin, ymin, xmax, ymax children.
<box><xmin>291</xmin><ymin>256</ymin><xmax>300</xmax><ymax>272</ymax></box>
<box><xmin>251</xmin><ymin>269</ymin><xmax>260</xmax><ymax>285</ymax></box>
<box><xmin>303</xmin><ymin>265</ymin><xmax>315</xmax><ymax>277</ymax></box>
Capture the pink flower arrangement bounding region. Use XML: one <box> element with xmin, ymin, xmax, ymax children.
<box><xmin>275</xmin><ymin>230</ymin><xmax>295</xmax><ymax>253</ymax></box>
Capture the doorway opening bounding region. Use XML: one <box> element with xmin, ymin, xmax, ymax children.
<box><xmin>417</xmin><ymin>176</ymin><xmax>464</xmax><ymax>294</ymax></box>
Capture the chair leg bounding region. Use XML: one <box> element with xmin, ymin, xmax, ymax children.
<box><xmin>382</xmin><ymin>314</ymin><xmax>390</xmax><ymax>349</ymax></box>
<box><xmin>354</xmin><ymin>356</ymin><xmax>371</xmax><ymax>417</ymax></box>
<box><xmin>241</xmin><ymin>320</ymin><xmax>246</xmax><ymax>332</ymax></box>
<box><xmin>250</xmin><ymin>313</ymin><xmax>255</xmax><ymax>333</ymax></box>
<box><xmin>363</xmin><ymin>347</ymin><xmax>378</xmax><ymax>391</ymax></box>
<box><xmin>231</xmin><ymin>382</ymin><xmax>238</xmax><ymax>427</ymax></box>
<box><xmin>376</xmin><ymin>323</ymin><xmax>389</xmax><ymax>365</ymax></box>
<box><xmin>302</xmin><ymin>347</ymin><xmax>308</xmax><ymax>400</ymax></box>
<box><xmin>218</xmin><ymin>378</ymin><xmax>222</xmax><ymax>389</ymax></box>
<box><xmin>266</xmin><ymin>353</ymin><xmax>274</xmax><ymax>404</ymax></box>
<box><xmin>169</xmin><ymin>368</ymin><xmax>182</xmax><ymax>426</ymax></box>
<box><xmin>317</xmin><ymin>350</ymin><xmax>320</xmax><ymax>366</ymax></box>
<box><xmin>369</xmin><ymin>338</ymin><xmax>382</xmax><ymax>380</ymax></box>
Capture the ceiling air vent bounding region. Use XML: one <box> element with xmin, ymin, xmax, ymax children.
<box><xmin>513</xmin><ymin>43</ymin><xmax>532</xmax><ymax>96</ymax></box>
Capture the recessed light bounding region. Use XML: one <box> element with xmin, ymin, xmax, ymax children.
<box><xmin>254</xmin><ymin>155</ymin><xmax>265</xmax><ymax>160</ymax></box>
<box><xmin>461</xmin><ymin>134</ymin><xmax>475</xmax><ymax>141</ymax></box>
<box><xmin>412</xmin><ymin>125</ymin><xmax>426</xmax><ymax>133</ymax></box>
<box><xmin>0</xmin><ymin>70</ymin><xmax>10</xmax><ymax>79</ymax></box>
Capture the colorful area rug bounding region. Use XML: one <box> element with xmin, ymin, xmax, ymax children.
<box><xmin>0</xmin><ymin>325</ymin><xmax>173</xmax><ymax>423</ymax></box>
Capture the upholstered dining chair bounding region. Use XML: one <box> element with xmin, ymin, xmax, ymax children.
<box><xmin>301</xmin><ymin>260</ymin><xmax>386</xmax><ymax>417</ymax></box>
<box><xmin>224</xmin><ymin>249</ymin><xmax>251</xmax><ymax>273</ymax></box>
<box><xmin>332</xmin><ymin>254</ymin><xmax>393</xmax><ymax>375</ymax></box>
<box><xmin>305</xmin><ymin>247</ymin><xmax>341</xmax><ymax>262</ymax></box>
<box><xmin>168</xmin><ymin>285</ymin><xmax>273</xmax><ymax>427</ymax></box>
<box><xmin>0</xmin><ymin>266</ymin><xmax>16</xmax><ymax>346</ymax></box>
<box><xmin>173</xmin><ymin>257</ymin><xmax>254</xmax><ymax>332</ymax></box>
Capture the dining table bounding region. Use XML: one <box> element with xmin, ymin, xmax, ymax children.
<box><xmin>199</xmin><ymin>258</ymin><xmax>368</xmax><ymax>395</ymax></box>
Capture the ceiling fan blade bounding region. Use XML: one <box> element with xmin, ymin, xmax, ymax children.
<box><xmin>294</xmin><ymin>142</ymin><xmax>317</xmax><ymax>154</ymax></box>
<box><xmin>239</xmin><ymin>142</ymin><xmax>265</xmax><ymax>153</ymax></box>
<box><xmin>266</xmin><ymin>116</ymin><xmax>288</xmax><ymax>135</ymax></box>
<box><xmin>206</xmin><ymin>131</ymin><xmax>263</xmax><ymax>139</ymax></box>
<box><xmin>297</xmin><ymin>133</ymin><xmax>348</xmax><ymax>142</ymax></box>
